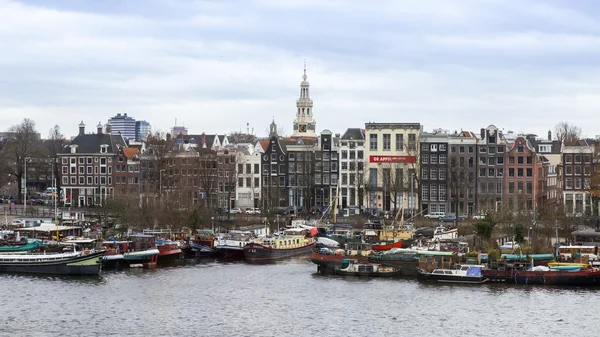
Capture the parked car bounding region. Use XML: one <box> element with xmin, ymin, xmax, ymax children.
<box><xmin>229</xmin><ymin>207</ymin><xmax>242</xmax><ymax>214</ymax></box>
<box><xmin>245</xmin><ymin>208</ymin><xmax>261</xmax><ymax>215</ymax></box>
<box><xmin>216</xmin><ymin>207</ymin><xmax>229</xmax><ymax>214</ymax></box>
<box><xmin>499</xmin><ymin>242</ymin><xmax>519</xmax><ymax>250</ymax></box>
<box><xmin>472</xmin><ymin>214</ymin><xmax>486</xmax><ymax>220</ymax></box>
<box><xmin>413</xmin><ymin>227</ymin><xmax>434</xmax><ymax>238</ymax></box>
<box><xmin>424</xmin><ymin>212</ymin><xmax>445</xmax><ymax>219</ymax></box>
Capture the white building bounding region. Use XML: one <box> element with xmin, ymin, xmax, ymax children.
<box><xmin>291</xmin><ymin>67</ymin><xmax>317</xmax><ymax>138</ymax></box>
<box><xmin>108</xmin><ymin>113</ymin><xmax>137</xmax><ymax>140</ymax></box>
<box><xmin>339</xmin><ymin>128</ymin><xmax>365</xmax><ymax>215</ymax></box>
<box><xmin>230</xmin><ymin>144</ymin><xmax>262</xmax><ymax>209</ymax></box>
<box><xmin>364</xmin><ymin>123</ymin><xmax>422</xmax><ymax>214</ymax></box>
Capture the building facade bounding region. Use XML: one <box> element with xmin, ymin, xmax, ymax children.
<box><xmin>108</xmin><ymin>113</ymin><xmax>137</xmax><ymax>140</ymax></box>
<box><xmin>531</xmin><ymin>132</ymin><xmax>563</xmax><ymax>207</ymax></box>
<box><xmin>448</xmin><ymin>131</ymin><xmax>478</xmax><ymax>215</ymax></box>
<box><xmin>419</xmin><ymin>132</ymin><xmax>449</xmax><ymax>215</ymax></box>
<box><xmin>562</xmin><ymin>142</ymin><xmax>594</xmax><ymax>216</ymax></box>
<box><xmin>233</xmin><ymin>144</ymin><xmax>262</xmax><ymax>209</ymax></box>
<box><xmin>135</xmin><ymin>120</ymin><xmax>151</xmax><ymax>141</ymax></box>
<box><xmin>339</xmin><ymin>128</ymin><xmax>365</xmax><ymax>214</ymax></box>
<box><xmin>59</xmin><ymin>122</ymin><xmax>126</xmax><ymax>207</ymax></box>
<box><xmin>476</xmin><ymin>125</ymin><xmax>506</xmax><ymax>213</ymax></box>
<box><xmin>364</xmin><ymin>123</ymin><xmax>421</xmax><ymax>214</ymax></box>
<box><xmin>261</xmin><ymin>121</ymin><xmax>291</xmax><ymax>210</ymax></box>
<box><xmin>504</xmin><ymin>136</ymin><xmax>545</xmax><ymax>212</ymax></box>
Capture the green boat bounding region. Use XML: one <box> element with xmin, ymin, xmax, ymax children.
<box><xmin>0</xmin><ymin>241</ymin><xmax>41</xmax><ymax>252</ymax></box>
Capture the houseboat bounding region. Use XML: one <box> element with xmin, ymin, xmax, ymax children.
<box><xmin>417</xmin><ymin>251</ymin><xmax>458</xmax><ymax>272</ymax></box>
<box><xmin>0</xmin><ymin>249</ymin><xmax>104</xmax><ymax>275</ymax></box>
<box><xmin>156</xmin><ymin>240</ymin><xmax>182</xmax><ymax>264</ymax></box>
<box><xmin>418</xmin><ymin>264</ymin><xmax>489</xmax><ymax>284</ymax></box>
<box><xmin>484</xmin><ymin>261</ymin><xmax>600</xmax><ymax>286</ymax></box>
<box><xmin>334</xmin><ymin>259</ymin><xmax>403</xmax><ymax>278</ymax></box>
<box><xmin>183</xmin><ymin>229</ymin><xmax>219</xmax><ymax>258</ymax></box>
<box><xmin>311</xmin><ymin>241</ymin><xmax>372</xmax><ymax>274</ymax></box>
<box><xmin>243</xmin><ymin>228</ymin><xmax>316</xmax><ymax>262</ymax></box>
<box><xmin>368</xmin><ymin>248</ymin><xmax>419</xmax><ymax>276</ymax></box>
<box><xmin>214</xmin><ymin>230</ymin><xmax>254</xmax><ymax>259</ymax></box>
<box><xmin>102</xmin><ymin>235</ymin><xmax>159</xmax><ymax>268</ymax></box>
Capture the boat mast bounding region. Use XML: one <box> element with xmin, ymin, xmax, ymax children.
<box><xmin>54</xmin><ymin>177</ymin><xmax>59</xmax><ymax>243</ymax></box>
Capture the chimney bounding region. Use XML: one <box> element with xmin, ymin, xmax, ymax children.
<box><xmin>78</xmin><ymin>121</ymin><xmax>86</xmax><ymax>136</ymax></box>
<box><xmin>548</xmin><ymin>130</ymin><xmax>552</xmax><ymax>141</ymax></box>
<box><xmin>106</xmin><ymin>122</ymin><xmax>112</xmax><ymax>134</ymax></box>
<box><xmin>97</xmin><ymin>122</ymin><xmax>103</xmax><ymax>134</ymax></box>
<box><xmin>480</xmin><ymin>128</ymin><xmax>485</xmax><ymax>140</ymax></box>
<box><xmin>202</xmin><ymin>132</ymin><xmax>207</xmax><ymax>148</ymax></box>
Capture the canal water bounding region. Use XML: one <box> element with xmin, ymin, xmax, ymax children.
<box><xmin>0</xmin><ymin>257</ymin><xmax>598</xmax><ymax>337</ymax></box>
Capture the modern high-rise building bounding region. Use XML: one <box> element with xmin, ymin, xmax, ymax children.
<box><xmin>135</xmin><ymin>120</ymin><xmax>151</xmax><ymax>141</ymax></box>
<box><xmin>108</xmin><ymin>113</ymin><xmax>136</xmax><ymax>140</ymax></box>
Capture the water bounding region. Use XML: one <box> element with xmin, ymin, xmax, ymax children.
<box><xmin>0</xmin><ymin>258</ymin><xmax>598</xmax><ymax>337</ymax></box>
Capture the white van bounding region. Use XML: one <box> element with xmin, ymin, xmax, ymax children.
<box><xmin>424</xmin><ymin>212</ymin><xmax>445</xmax><ymax>219</ymax></box>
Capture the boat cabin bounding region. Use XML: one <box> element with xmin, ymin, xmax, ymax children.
<box><xmin>558</xmin><ymin>246</ymin><xmax>598</xmax><ymax>261</ymax></box>
<box><xmin>417</xmin><ymin>251</ymin><xmax>457</xmax><ymax>272</ymax></box>
<box><xmin>195</xmin><ymin>229</ymin><xmax>216</xmax><ymax>248</ymax></box>
<box><xmin>258</xmin><ymin>235</ymin><xmax>313</xmax><ymax>250</ymax></box>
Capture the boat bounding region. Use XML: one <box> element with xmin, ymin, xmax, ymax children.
<box><xmin>183</xmin><ymin>230</ymin><xmax>219</xmax><ymax>258</ymax></box>
<box><xmin>0</xmin><ymin>240</ymin><xmax>41</xmax><ymax>252</ymax></box>
<box><xmin>101</xmin><ymin>240</ymin><xmax>129</xmax><ymax>269</ymax></box>
<box><xmin>418</xmin><ymin>264</ymin><xmax>489</xmax><ymax>284</ymax></box>
<box><xmin>214</xmin><ymin>230</ymin><xmax>254</xmax><ymax>259</ymax></box>
<box><xmin>547</xmin><ymin>262</ymin><xmax>590</xmax><ymax>269</ymax></box>
<box><xmin>123</xmin><ymin>249</ymin><xmax>160</xmax><ymax>268</ymax></box>
<box><xmin>243</xmin><ymin>228</ymin><xmax>316</xmax><ymax>262</ymax></box>
<box><xmin>334</xmin><ymin>259</ymin><xmax>403</xmax><ymax>277</ymax></box>
<box><xmin>0</xmin><ymin>250</ymin><xmax>105</xmax><ymax>275</ymax></box>
<box><xmin>368</xmin><ymin>248</ymin><xmax>420</xmax><ymax>277</ymax></box>
<box><xmin>484</xmin><ymin>262</ymin><xmax>600</xmax><ymax>286</ymax></box>
<box><xmin>156</xmin><ymin>240</ymin><xmax>182</xmax><ymax>264</ymax></box>
<box><xmin>102</xmin><ymin>235</ymin><xmax>160</xmax><ymax>268</ymax></box>
<box><xmin>372</xmin><ymin>240</ymin><xmax>403</xmax><ymax>251</ymax></box>
<box><xmin>311</xmin><ymin>241</ymin><xmax>372</xmax><ymax>274</ymax></box>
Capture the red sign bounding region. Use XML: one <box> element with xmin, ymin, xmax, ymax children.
<box><xmin>369</xmin><ymin>155</ymin><xmax>416</xmax><ymax>164</ymax></box>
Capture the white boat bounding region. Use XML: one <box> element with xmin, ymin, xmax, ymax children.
<box><xmin>433</xmin><ymin>227</ymin><xmax>458</xmax><ymax>240</ymax></box>
<box><xmin>0</xmin><ymin>250</ymin><xmax>104</xmax><ymax>275</ymax></box>
<box><xmin>418</xmin><ymin>264</ymin><xmax>489</xmax><ymax>284</ymax></box>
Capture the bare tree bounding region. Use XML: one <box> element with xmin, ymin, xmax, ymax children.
<box><xmin>554</xmin><ymin>121</ymin><xmax>582</xmax><ymax>146</ymax></box>
<box><xmin>46</xmin><ymin>125</ymin><xmax>67</xmax><ymax>192</ymax></box>
<box><xmin>141</xmin><ymin>131</ymin><xmax>175</xmax><ymax>199</ymax></box>
<box><xmin>228</xmin><ymin>132</ymin><xmax>257</xmax><ymax>144</ymax></box>
<box><xmin>449</xmin><ymin>163</ymin><xmax>471</xmax><ymax>216</ymax></box>
<box><xmin>1</xmin><ymin>119</ymin><xmax>41</xmax><ymax>202</ymax></box>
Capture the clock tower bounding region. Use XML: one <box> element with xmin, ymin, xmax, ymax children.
<box><xmin>292</xmin><ymin>64</ymin><xmax>317</xmax><ymax>138</ymax></box>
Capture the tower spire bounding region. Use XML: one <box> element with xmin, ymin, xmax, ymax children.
<box><xmin>292</xmin><ymin>63</ymin><xmax>316</xmax><ymax>138</ymax></box>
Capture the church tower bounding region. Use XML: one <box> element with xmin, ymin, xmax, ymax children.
<box><xmin>292</xmin><ymin>64</ymin><xmax>317</xmax><ymax>138</ymax></box>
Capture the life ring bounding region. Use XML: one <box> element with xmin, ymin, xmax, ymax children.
<box><xmin>393</xmin><ymin>231</ymin><xmax>398</xmax><ymax>236</ymax></box>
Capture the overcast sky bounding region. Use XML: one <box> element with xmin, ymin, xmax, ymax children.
<box><xmin>2</xmin><ymin>0</ymin><xmax>600</xmax><ymax>139</ymax></box>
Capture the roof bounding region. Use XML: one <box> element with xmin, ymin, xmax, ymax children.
<box><xmin>218</xmin><ymin>135</ymin><xmax>225</xmax><ymax>144</ymax></box>
<box><xmin>122</xmin><ymin>147</ymin><xmax>140</xmax><ymax>160</ymax></box>
<box><xmin>62</xmin><ymin>133</ymin><xmax>126</xmax><ymax>154</ymax></box>
<box><xmin>258</xmin><ymin>140</ymin><xmax>269</xmax><ymax>152</ymax></box>
<box><xmin>416</xmin><ymin>251</ymin><xmax>455</xmax><ymax>256</ymax></box>
<box><xmin>341</xmin><ymin>128</ymin><xmax>365</xmax><ymax>140</ymax></box>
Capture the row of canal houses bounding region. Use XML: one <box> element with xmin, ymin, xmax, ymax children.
<box><xmin>57</xmin><ymin>68</ymin><xmax>600</xmax><ymax>217</ymax></box>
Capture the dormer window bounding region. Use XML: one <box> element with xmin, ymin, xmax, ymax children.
<box><xmin>70</xmin><ymin>145</ymin><xmax>78</xmax><ymax>154</ymax></box>
<box><xmin>100</xmin><ymin>144</ymin><xmax>108</xmax><ymax>153</ymax></box>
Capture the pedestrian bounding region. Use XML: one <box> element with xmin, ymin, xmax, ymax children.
<box><xmin>9</xmin><ymin>203</ymin><xmax>12</xmax><ymax>211</ymax></box>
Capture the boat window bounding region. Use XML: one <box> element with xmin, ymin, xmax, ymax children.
<box><xmin>461</xmin><ymin>266</ymin><xmax>469</xmax><ymax>271</ymax></box>
<box><xmin>445</xmin><ymin>271</ymin><xmax>453</xmax><ymax>274</ymax></box>
<box><xmin>433</xmin><ymin>270</ymin><xmax>444</xmax><ymax>274</ymax></box>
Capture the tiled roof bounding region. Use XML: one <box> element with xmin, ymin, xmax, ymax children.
<box><xmin>341</xmin><ymin>128</ymin><xmax>365</xmax><ymax>140</ymax></box>
<box><xmin>123</xmin><ymin>147</ymin><xmax>140</xmax><ymax>160</ymax></box>
<box><xmin>258</xmin><ymin>140</ymin><xmax>269</xmax><ymax>151</ymax></box>
<box><xmin>62</xmin><ymin>133</ymin><xmax>126</xmax><ymax>154</ymax></box>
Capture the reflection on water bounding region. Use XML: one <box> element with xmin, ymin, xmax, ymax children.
<box><xmin>0</xmin><ymin>259</ymin><xmax>599</xmax><ymax>337</ymax></box>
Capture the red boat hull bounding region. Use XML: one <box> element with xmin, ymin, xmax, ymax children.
<box><xmin>483</xmin><ymin>269</ymin><xmax>600</xmax><ymax>286</ymax></box>
<box><xmin>157</xmin><ymin>244</ymin><xmax>182</xmax><ymax>264</ymax></box>
<box><xmin>372</xmin><ymin>241</ymin><xmax>403</xmax><ymax>251</ymax></box>
<box><xmin>311</xmin><ymin>251</ymin><xmax>369</xmax><ymax>273</ymax></box>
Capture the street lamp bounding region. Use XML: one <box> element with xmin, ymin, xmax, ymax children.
<box><xmin>23</xmin><ymin>157</ymin><xmax>31</xmax><ymax>214</ymax></box>
<box><xmin>159</xmin><ymin>169</ymin><xmax>165</xmax><ymax>198</ymax></box>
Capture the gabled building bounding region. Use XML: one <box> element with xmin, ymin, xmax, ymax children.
<box><xmin>114</xmin><ymin>147</ymin><xmax>140</xmax><ymax>194</ymax></box>
<box><xmin>420</xmin><ymin>131</ymin><xmax>449</xmax><ymax>215</ymax></box>
<box><xmin>562</xmin><ymin>140</ymin><xmax>594</xmax><ymax>216</ymax></box>
<box><xmin>448</xmin><ymin>131</ymin><xmax>478</xmax><ymax>216</ymax></box>
<box><xmin>530</xmin><ymin>131</ymin><xmax>563</xmax><ymax>206</ymax></box>
<box><xmin>504</xmin><ymin>135</ymin><xmax>546</xmax><ymax>212</ymax></box>
<box><xmin>59</xmin><ymin>121</ymin><xmax>126</xmax><ymax>207</ymax></box>
<box><xmin>339</xmin><ymin>128</ymin><xmax>365</xmax><ymax>214</ymax></box>
<box><xmin>261</xmin><ymin>121</ymin><xmax>292</xmax><ymax>210</ymax></box>
<box><xmin>476</xmin><ymin>125</ymin><xmax>506</xmax><ymax>213</ymax></box>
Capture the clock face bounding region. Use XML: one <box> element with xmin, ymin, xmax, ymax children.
<box><xmin>299</xmin><ymin>124</ymin><xmax>307</xmax><ymax>132</ymax></box>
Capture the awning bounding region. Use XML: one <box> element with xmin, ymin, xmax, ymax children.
<box><xmin>196</xmin><ymin>230</ymin><xmax>215</xmax><ymax>236</ymax></box>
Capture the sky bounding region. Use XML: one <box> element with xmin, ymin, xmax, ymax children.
<box><xmin>2</xmin><ymin>0</ymin><xmax>600</xmax><ymax>139</ymax></box>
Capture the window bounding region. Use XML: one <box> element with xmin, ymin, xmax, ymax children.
<box><xmin>509</xmin><ymin>157</ymin><xmax>515</xmax><ymax>164</ymax></box>
<box><xmin>430</xmin><ymin>144</ymin><xmax>438</xmax><ymax>152</ymax></box>
<box><xmin>518</xmin><ymin>168</ymin><xmax>524</xmax><ymax>177</ymax></box>
<box><xmin>79</xmin><ymin>166</ymin><xmax>84</xmax><ymax>174</ymax></box>
<box><xmin>62</xmin><ymin>157</ymin><xmax>68</xmax><ymax>164</ymax></box>
<box><xmin>479</xmin><ymin>147</ymin><xmax>486</xmax><ymax>153</ymax></box>
<box><xmin>430</xmin><ymin>185</ymin><xmax>437</xmax><ymax>201</ymax></box>
<box><xmin>509</xmin><ymin>168</ymin><xmax>514</xmax><ymax>177</ymax></box>
<box><xmin>575</xmin><ymin>155</ymin><xmax>581</xmax><ymax>164</ymax></box>
<box><xmin>78</xmin><ymin>157</ymin><xmax>84</xmax><ymax>164</ymax></box>
<box><xmin>271</xmin><ymin>153</ymin><xmax>277</xmax><ymax>162</ymax></box>
<box><xmin>62</xmin><ymin>176</ymin><xmax>68</xmax><ymax>185</ymax></box>
<box><xmin>585</xmin><ymin>165</ymin><xmax>591</xmax><ymax>175</ymax></box>
<box><xmin>526</xmin><ymin>168</ymin><xmax>533</xmax><ymax>177</ymax></box>
<box><xmin>430</xmin><ymin>168</ymin><xmax>438</xmax><ymax>180</ymax></box>
<box><xmin>526</xmin><ymin>157</ymin><xmax>533</xmax><ymax>165</ymax></box>
<box><xmin>430</xmin><ymin>155</ymin><xmax>438</xmax><ymax>164</ymax></box>
<box><xmin>70</xmin><ymin>176</ymin><xmax>76</xmax><ymax>185</ymax></box>
<box><xmin>341</xmin><ymin>151</ymin><xmax>348</xmax><ymax>159</ymax></box>
<box><xmin>459</xmin><ymin>146</ymin><xmax>465</xmax><ymax>153</ymax></box>
<box><xmin>331</xmin><ymin>162</ymin><xmax>338</xmax><ymax>172</ymax></box>
<box><xmin>497</xmin><ymin>146</ymin><xmax>504</xmax><ymax>153</ymax></box>
<box><xmin>357</xmin><ymin>151</ymin><xmax>364</xmax><ymax>159</ymax></box>
<box><xmin>70</xmin><ymin>167</ymin><xmax>76</xmax><ymax>174</ymax></box>
<box><xmin>468</xmin><ymin>146</ymin><xmax>474</xmax><ymax>153</ymax></box>
<box><xmin>488</xmin><ymin>157</ymin><xmax>495</xmax><ymax>166</ymax></box>
<box><xmin>422</xmin><ymin>168</ymin><xmax>429</xmax><ymax>180</ymax></box>
<box><xmin>87</xmin><ymin>176</ymin><xmax>92</xmax><ymax>185</ymax></box>
<box><xmin>100</xmin><ymin>176</ymin><xmax>106</xmax><ymax>185</ymax></box>
<box><xmin>439</xmin><ymin>155</ymin><xmax>446</xmax><ymax>164</ymax></box>
<box><xmin>342</xmin><ymin>174</ymin><xmax>348</xmax><ymax>185</ymax></box>
<box><xmin>288</xmin><ymin>153</ymin><xmax>295</xmax><ymax>161</ymax></box>
<box><xmin>408</xmin><ymin>134</ymin><xmax>416</xmax><ymax>151</ymax></box>
<box><xmin>479</xmin><ymin>157</ymin><xmax>486</xmax><ymax>165</ymax></box>
<box><xmin>279</xmin><ymin>164</ymin><xmax>285</xmax><ymax>175</ymax></box>
<box><xmin>565</xmin><ymin>165</ymin><xmax>573</xmax><ymax>175</ymax></box>
<box><xmin>369</xmin><ymin>168</ymin><xmax>378</xmax><ymax>186</ymax></box>
<box><xmin>497</xmin><ymin>168</ymin><xmax>503</xmax><ymax>177</ymax></box>
<box><xmin>565</xmin><ymin>155</ymin><xmax>572</xmax><ymax>164</ymax></box>
<box><xmin>422</xmin><ymin>156</ymin><xmax>429</xmax><ymax>164</ymax></box>
<box><xmin>349</xmin><ymin>151</ymin><xmax>355</xmax><ymax>160</ymax></box>
<box><xmin>575</xmin><ymin>165</ymin><xmax>582</xmax><ymax>175</ymax></box>
<box><xmin>496</xmin><ymin>181</ymin><xmax>502</xmax><ymax>194</ymax></box>
<box><xmin>342</xmin><ymin>162</ymin><xmax>348</xmax><ymax>170</ymax></box>
<box><xmin>509</xmin><ymin>182</ymin><xmax>514</xmax><ymax>194</ymax></box>
<box><xmin>238</xmin><ymin>178</ymin><xmax>244</xmax><ymax>187</ymax></box>
<box><xmin>488</xmin><ymin>168</ymin><xmax>495</xmax><ymax>177</ymax></box>
<box><xmin>565</xmin><ymin>178</ymin><xmax>573</xmax><ymax>189</ymax></box>
<box><xmin>488</xmin><ymin>146</ymin><xmax>496</xmax><ymax>154</ymax></box>
<box><xmin>518</xmin><ymin>157</ymin><xmax>524</xmax><ymax>165</ymax></box>
<box><xmin>439</xmin><ymin>168</ymin><xmax>446</xmax><ymax>180</ymax></box>
<box><xmin>517</xmin><ymin>146</ymin><xmax>524</xmax><ymax>153</ymax></box>
<box><xmin>584</xmin><ymin>155</ymin><xmax>591</xmax><ymax>164</ymax></box>
<box><xmin>439</xmin><ymin>144</ymin><xmax>447</xmax><ymax>151</ymax></box>
<box><xmin>575</xmin><ymin>178</ymin><xmax>582</xmax><ymax>189</ymax></box>
<box><xmin>254</xmin><ymin>177</ymin><xmax>259</xmax><ymax>187</ymax></box>
<box><xmin>497</xmin><ymin>157</ymin><xmax>504</xmax><ymax>165</ymax></box>
<box><xmin>479</xmin><ymin>168</ymin><xmax>486</xmax><ymax>177</ymax></box>
<box><xmin>526</xmin><ymin>182</ymin><xmax>532</xmax><ymax>194</ymax></box>
<box><xmin>116</xmin><ymin>165</ymin><xmax>121</xmax><ymax>172</ymax></box>
<box><xmin>439</xmin><ymin>185</ymin><xmax>446</xmax><ymax>201</ymax></box>
<box><xmin>383</xmin><ymin>134</ymin><xmax>391</xmax><ymax>151</ymax></box>
<box><xmin>422</xmin><ymin>184</ymin><xmax>429</xmax><ymax>201</ymax></box>
<box><xmin>238</xmin><ymin>164</ymin><xmax>244</xmax><ymax>174</ymax></box>
<box><xmin>254</xmin><ymin>164</ymin><xmax>259</xmax><ymax>173</ymax></box>
<box><xmin>369</xmin><ymin>134</ymin><xmax>378</xmax><ymax>151</ymax></box>
<box><xmin>62</xmin><ymin>166</ymin><xmax>68</xmax><ymax>174</ymax></box>
<box><xmin>108</xmin><ymin>166</ymin><xmax>112</xmax><ymax>174</ymax></box>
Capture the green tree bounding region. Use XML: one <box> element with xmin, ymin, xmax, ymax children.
<box><xmin>474</xmin><ymin>213</ymin><xmax>497</xmax><ymax>249</ymax></box>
